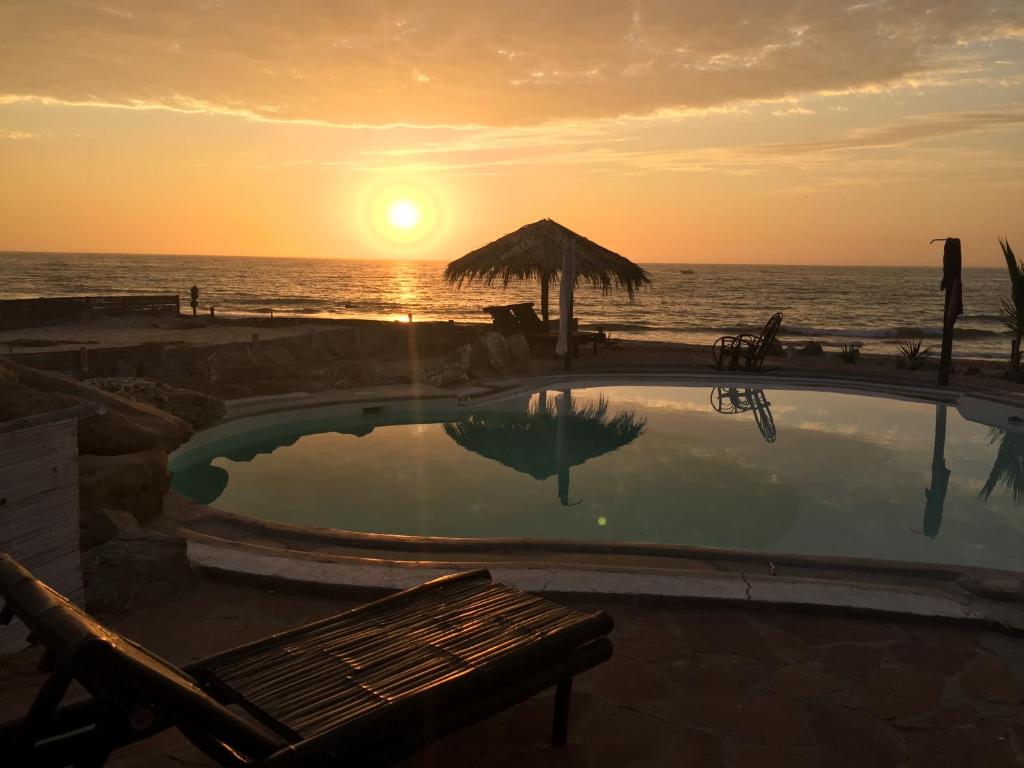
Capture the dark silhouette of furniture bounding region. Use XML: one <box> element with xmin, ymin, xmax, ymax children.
<box><xmin>712</xmin><ymin>312</ymin><xmax>783</xmax><ymax>372</ymax></box>
<box><xmin>0</xmin><ymin>556</ymin><xmax>614</xmax><ymax>767</ymax></box>
<box><xmin>483</xmin><ymin>302</ymin><xmax>603</xmax><ymax>356</ymax></box>
<box><xmin>709</xmin><ymin>387</ymin><xmax>777</xmax><ymax>442</ymax></box>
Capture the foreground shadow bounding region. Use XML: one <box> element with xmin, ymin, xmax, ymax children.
<box><xmin>709</xmin><ymin>387</ymin><xmax>777</xmax><ymax>443</ymax></box>
<box><xmin>443</xmin><ymin>391</ymin><xmax>646</xmax><ymax>506</ymax></box>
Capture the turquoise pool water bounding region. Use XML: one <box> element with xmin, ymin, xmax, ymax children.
<box><xmin>169</xmin><ymin>385</ymin><xmax>1024</xmax><ymax>573</ymax></box>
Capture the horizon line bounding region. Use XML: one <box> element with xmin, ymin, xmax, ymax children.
<box><xmin>0</xmin><ymin>249</ymin><xmax>1007</xmax><ymax>270</ymax></box>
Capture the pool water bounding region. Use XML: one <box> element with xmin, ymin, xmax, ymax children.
<box><xmin>169</xmin><ymin>385</ymin><xmax>1024</xmax><ymax>573</ymax></box>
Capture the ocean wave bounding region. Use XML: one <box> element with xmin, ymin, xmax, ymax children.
<box><xmin>961</xmin><ymin>313</ymin><xmax>1005</xmax><ymax>323</ymax></box>
<box><xmin>781</xmin><ymin>325</ymin><xmax>1007</xmax><ymax>340</ymax></box>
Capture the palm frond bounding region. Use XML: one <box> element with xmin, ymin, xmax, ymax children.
<box><xmin>980</xmin><ymin>426</ymin><xmax>1024</xmax><ymax>507</ymax></box>
<box><xmin>999</xmin><ymin>238</ymin><xmax>1024</xmax><ymax>337</ymax></box>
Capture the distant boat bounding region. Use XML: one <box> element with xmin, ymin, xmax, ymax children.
<box><xmin>679</xmin><ymin>268</ymin><xmax>696</xmax><ymax>274</ymax></box>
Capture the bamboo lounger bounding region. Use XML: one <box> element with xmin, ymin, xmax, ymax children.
<box><xmin>0</xmin><ymin>556</ymin><xmax>614</xmax><ymax>767</ymax></box>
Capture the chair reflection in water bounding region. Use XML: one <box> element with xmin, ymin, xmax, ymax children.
<box><xmin>709</xmin><ymin>387</ymin><xmax>777</xmax><ymax>443</ymax></box>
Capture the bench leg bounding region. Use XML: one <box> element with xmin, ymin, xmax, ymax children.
<box><xmin>551</xmin><ymin>678</ymin><xmax>573</xmax><ymax>747</ymax></box>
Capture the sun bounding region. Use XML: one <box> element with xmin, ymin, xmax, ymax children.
<box><xmin>358</xmin><ymin>181</ymin><xmax>444</xmax><ymax>250</ymax></box>
<box><xmin>388</xmin><ymin>200</ymin><xmax>421</xmax><ymax>230</ymax></box>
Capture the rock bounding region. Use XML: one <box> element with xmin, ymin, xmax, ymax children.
<box><xmin>79</xmin><ymin>449</ymin><xmax>170</xmax><ymax>523</ymax></box>
<box><xmin>80</xmin><ymin>507</ymin><xmax>141</xmax><ymax>550</ymax></box>
<box><xmin>505</xmin><ymin>334</ymin><xmax>531</xmax><ymax>372</ymax></box>
<box><xmin>84</xmin><ymin>377</ymin><xmax>226</xmax><ymax>430</ymax></box>
<box><xmin>471</xmin><ymin>332</ymin><xmax>512</xmax><ymax>373</ymax></box>
<box><xmin>797</xmin><ymin>341</ymin><xmax>824</xmax><ymax>356</ymax></box>
<box><xmin>765</xmin><ymin>339</ymin><xmax>786</xmax><ymax>358</ymax></box>
<box><xmin>82</xmin><ymin>531</ymin><xmax>197</xmax><ymax>613</ymax></box>
<box><xmin>0</xmin><ymin>359</ymin><xmax>191</xmax><ymax>455</ymax></box>
<box><xmin>333</xmin><ymin>360</ymin><xmax>385</xmax><ymax>388</ymax></box>
<box><xmin>412</xmin><ymin>343</ymin><xmax>472</xmax><ymax>387</ymax></box>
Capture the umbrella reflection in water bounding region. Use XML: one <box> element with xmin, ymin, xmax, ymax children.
<box><xmin>443</xmin><ymin>391</ymin><xmax>646</xmax><ymax>506</ymax></box>
<box><xmin>709</xmin><ymin>387</ymin><xmax>777</xmax><ymax>443</ymax></box>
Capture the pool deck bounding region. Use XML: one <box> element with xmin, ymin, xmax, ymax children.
<box><xmin>3</xmin><ymin>576</ymin><xmax>1024</xmax><ymax>767</ymax></box>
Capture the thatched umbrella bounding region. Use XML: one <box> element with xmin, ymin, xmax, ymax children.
<box><xmin>442</xmin><ymin>393</ymin><xmax>646</xmax><ymax>506</ymax></box>
<box><xmin>444</xmin><ymin>218</ymin><xmax>651</xmax><ymax>324</ymax></box>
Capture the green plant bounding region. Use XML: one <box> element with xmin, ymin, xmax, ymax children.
<box><xmin>897</xmin><ymin>337</ymin><xmax>934</xmax><ymax>370</ymax></box>
<box><xmin>998</xmin><ymin>238</ymin><xmax>1024</xmax><ymax>374</ymax></box>
<box><xmin>839</xmin><ymin>344</ymin><xmax>860</xmax><ymax>363</ymax></box>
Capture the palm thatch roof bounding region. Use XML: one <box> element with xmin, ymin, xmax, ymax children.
<box><xmin>444</xmin><ymin>218</ymin><xmax>651</xmax><ymax>299</ymax></box>
<box><xmin>442</xmin><ymin>396</ymin><xmax>646</xmax><ymax>480</ymax></box>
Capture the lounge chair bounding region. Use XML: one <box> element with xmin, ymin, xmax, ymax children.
<box><xmin>709</xmin><ymin>386</ymin><xmax>777</xmax><ymax>442</ymax></box>
<box><xmin>483</xmin><ymin>302</ymin><xmax>603</xmax><ymax>356</ymax></box>
<box><xmin>0</xmin><ymin>556</ymin><xmax>614</xmax><ymax>767</ymax></box>
<box><xmin>711</xmin><ymin>312</ymin><xmax>783</xmax><ymax>372</ymax></box>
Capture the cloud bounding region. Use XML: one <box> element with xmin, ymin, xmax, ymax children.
<box><xmin>0</xmin><ymin>128</ymin><xmax>36</xmax><ymax>140</ymax></box>
<box><xmin>310</xmin><ymin>103</ymin><xmax>1024</xmax><ymax>186</ymax></box>
<box><xmin>752</xmin><ymin>104</ymin><xmax>1024</xmax><ymax>154</ymax></box>
<box><xmin>0</xmin><ymin>0</ymin><xmax>1021</xmax><ymax>126</ymax></box>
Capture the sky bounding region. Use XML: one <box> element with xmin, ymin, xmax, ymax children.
<box><xmin>1</xmin><ymin>0</ymin><xmax>1022</xmax><ymax>265</ymax></box>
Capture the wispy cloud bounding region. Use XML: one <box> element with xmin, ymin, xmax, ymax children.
<box><xmin>0</xmin><ymin>128</ymin><xmax>36</xmax><ymax>140</ymax></box>
<box><xmin>1</xmin><ymin>0</ymin><xmax>1021</xmax><ymax>126</ymax></box>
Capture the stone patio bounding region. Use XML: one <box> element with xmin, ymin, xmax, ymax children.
<box><xmin>2</xmin><ymin>579</ymin><xmax>1024</xmax><ymax>767</ymax></box>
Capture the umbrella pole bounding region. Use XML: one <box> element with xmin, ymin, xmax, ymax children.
<box><xmin>541</xmin><ymin>276</ymin><xmax>550</xmax><ymax>326</ymax></box>
<box><xmin>923</xmin><ymin>403</ymin><xmax>950</xmax><ymax>537</ymax></box>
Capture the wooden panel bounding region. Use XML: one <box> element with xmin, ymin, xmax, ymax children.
<box><xmin>0</xmin><ymin>418</ymin><xmax>83</xmax><ymax>651</ymax></box>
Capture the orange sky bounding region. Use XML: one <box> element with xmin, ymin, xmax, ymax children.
<box><xmin>1</xmin><ymin>1</ymin><xmax>1022</xmax><ymax>265</ymax></box>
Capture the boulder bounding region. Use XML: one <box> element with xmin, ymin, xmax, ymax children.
<box><xmin>412</xmin><ymin>343</ymin><xmax>472</xmax><ymax>388</ymax></box>
<box><xmin>0</xmin><ymin>359</ymin><xmax>191</xmax><ymax>455</ymax></box>
<box><xmin>80</xmin><ymin>507</ymin><xmax>141</xmax><ymax>551</ymax></box>
<box><xmin>79</xmin><ymin>449</ymin><xmax>170</xmax><ymax>523</ymax></box>
<box><xmin>82</xmin><ymin>531</ymin><xmax>197</xmax><ymax>613</ymax></box>
<box><xmin>798</xmin><ymin>341</ymin><xmax>825</xmax><ymax>357</ymax></box>
<box><xmin>84</xmin><ymin>377</ymin><xmax>226</xmax><ymax>430</ymax></box>
<box><xmin>471</xmin><ymin>332</ymin><xmax>512</xmax><ymax>375</ymax></box>
<box><xmin>333</xmin><ymin>360</ymin><xmax>386</xmax><ymax>388</ymax></box>
<box><xmin>505</xmin><ymin>334</ymin><xmax>531</xmax><ymax>372</ymax></box>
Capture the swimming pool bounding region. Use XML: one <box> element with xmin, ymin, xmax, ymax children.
<box><xmin>169</xmin><ymin>384</ymin><xmax>1024</xmax><ymax>573</ymax></box>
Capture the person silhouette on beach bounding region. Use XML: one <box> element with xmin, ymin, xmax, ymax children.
<box><xmin>190</xmin><ymin>284</ymin><xmax>199</xmax><ymax>317</ymax></box>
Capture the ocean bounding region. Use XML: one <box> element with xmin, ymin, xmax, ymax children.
<box><xmin>0</xmin><ymin>252</ymin><xmax>1013</xmax><ymax>360</ymax></box>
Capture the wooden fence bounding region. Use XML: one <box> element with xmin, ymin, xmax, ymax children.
<box><xmin>0</xmin><ymin>408</ymin><xmax>88</xmax><ymax>650</ymax></box>
<box><xmin>0</xmin><ymin>294</ymin><xmax>180</xmax><ymax>330</ymax></box>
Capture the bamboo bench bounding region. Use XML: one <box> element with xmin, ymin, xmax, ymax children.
<box><xmin>0</xmin><ymin>556</ymin><xmax>614</xmax><ymax>767</ymax></box>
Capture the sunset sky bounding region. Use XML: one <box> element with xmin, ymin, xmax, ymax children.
<box><xmin>1</xmin><ymin>1</ymin><xmax>1022</xmax><ymax>265</ymax></box>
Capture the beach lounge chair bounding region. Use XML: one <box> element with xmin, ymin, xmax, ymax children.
<box><xmin>0</xmin><ymin>556</ymin><xmax>614</xmax><ymax>768</ymax></box>
<box><xmin>711</xmin><ymin>312</ymin><xmax>783</xmax><ymax>372</ymax></box>
<box><xmin>483</xmin><ymin>302</ymin><xmax>603</xmax><ymax>356</ymax></box>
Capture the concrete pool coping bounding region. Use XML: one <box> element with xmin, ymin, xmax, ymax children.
<box><xmin>160</xmin><ymin>370</ymin><xmax>1024</xmax><ymax>628</ymax></box>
